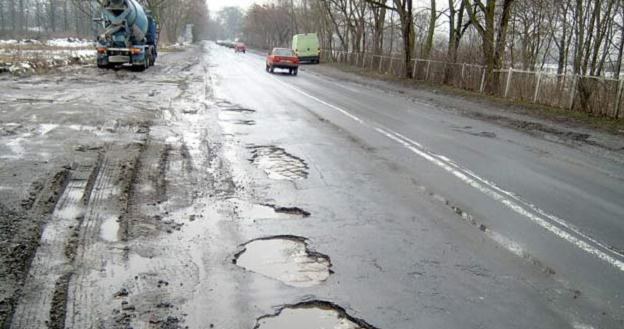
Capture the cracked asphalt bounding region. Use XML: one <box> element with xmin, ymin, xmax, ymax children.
<box><xmin>0</xmin><ymin>42</ymin><xmax>623</xmax><ymax>328</ymax></box>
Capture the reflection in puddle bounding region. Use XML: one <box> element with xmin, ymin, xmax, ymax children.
<box><xmin>234</xmin><ymin>237</ymin><xmax>331</xmax><ymax>287</ymax></box>
<box><xmin>249</xmin><ymin>146</ymin><xmax>308</xmax><ymax>181</ymax></box>
<box><xmin>256</xmin><ymin>302</ymin><xmax>374</xmax><ymax>329</ymax></box>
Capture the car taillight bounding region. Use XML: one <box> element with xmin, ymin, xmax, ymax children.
<box><xmin>130</xmin><ymin>47</ymin><xmax>142</xmax><ymax>55</ymax></box>
<box><xmin>97</xmin><ymin>47</ymin><xmax>106</xmax><ymax>54</ymax></box>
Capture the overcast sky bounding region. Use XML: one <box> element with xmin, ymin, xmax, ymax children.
<box><xmin>207</xmin><ymin>0</ymin><xmax>265</xmax><ymax>13</ymax></box>
<box><xmin>206</xmin><ymin>0</ymin><xmax>438</xmax><ymax>13</ymax></box>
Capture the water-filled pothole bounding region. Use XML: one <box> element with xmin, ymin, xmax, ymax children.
<box><xmin>249</xmin><ymin>146</ymin><xmax>308</xmax><ymax>181</ymax></box>
<box><xmin>254</xmin><ymin>301</ymin><xmax>376</xmax><ymax>329</ymax></box>
<box><xmin>234</xmin><ymin>236</ymin><xmax>331</xmax><ymax>287</ymax></box>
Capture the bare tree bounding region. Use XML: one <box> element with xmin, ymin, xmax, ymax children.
<box><xmin>464</xmin><ymin>0</ymin><xmax>516</xmax><ymax>93</ymax></box>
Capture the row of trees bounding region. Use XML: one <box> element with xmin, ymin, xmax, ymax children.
<box><xmin>236</xmin><ymin>0</ymin><xmax>624</xmax><ymax>94</ymax></box>
<box><xmin>0</xmin><ymin>0</ymin><xmax>210</xmax><ymax>43</ymax></box>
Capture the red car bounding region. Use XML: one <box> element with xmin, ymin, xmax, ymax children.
<box><xmin>235</xmin><ymin>42</ymin><xmax>246</xmax><ymax>53</ymax></box>
<box><xmin>266</xmin><ymin>48</ymin><xmax>300</xmax><ymax>75</ymax></box>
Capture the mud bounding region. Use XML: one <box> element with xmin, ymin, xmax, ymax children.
<box><xmin>249</xmin><ymin>146</ymin><xmax>309</xmax><ymax>181</ymax></box>
<box><xmin>0</xmin><ymin>166</ymin><xmax>70</xmax><ymax>327</ymax></box>
<box><xmin>254</xmin><ymin>301</ymin><xmax>377</xmax><ymax>329</ymax></box>
<box><xmin>233</xmin><ymin>236</ymin><xmax>332</xmax><ymax>287</ymax></box>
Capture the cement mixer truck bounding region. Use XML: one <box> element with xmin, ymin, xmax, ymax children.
<box><xmin>95</xmin><ymin>0</ymin><xmax>158</xmax><ymax>71</ymax></box>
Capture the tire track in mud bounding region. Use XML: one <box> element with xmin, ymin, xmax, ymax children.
<box><xmin>1</xmin><ymin>167</ymin><xmax>71</xmax><ymax>326</ymax></box>
<box><xmin>64</xmin><ymin>144</ymin><xmax>146</xmax><ymax>329</ymax></box>
<box><xmin>9</xmin><ymin>160</ymin><xmax>98</xmax><ymax>329</ymax></box>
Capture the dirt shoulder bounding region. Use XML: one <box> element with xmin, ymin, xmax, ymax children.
<box><xmin>302</xmin><ymin>63</ymin><xmax>624</xmax><ymax>154</ymax></box>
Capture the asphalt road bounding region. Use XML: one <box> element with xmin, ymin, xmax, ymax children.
<box><xmin>1</xmin><ymin>42</ymin><xmax>622</xmax><ymax>328</ymax></box>
<box><xmin>211</xmin><ymin>44</ymin><xmax>624</xmax><ymax>327</ymax></box>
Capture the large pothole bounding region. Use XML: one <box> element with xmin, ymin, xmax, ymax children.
<box><xmin>233</xmin><ymin>236</ymin><xmax>331</xmax><ymax>287</ymax></box>
<box><xmin>249</xmin><ymin>146</ymin><xmax>308</xmax><ymax>181</ymax></box>
<box><xmin>254</xmin><ymin>301</ymin><xmax>376</xmax><ymax>329</ymax></box>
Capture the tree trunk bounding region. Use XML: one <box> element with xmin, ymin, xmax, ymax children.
<box><xmin>465</xmin><ymin>0</ymin><xmax>515</xmax><ymax>94</ymax></box>
<box><xmin>422</xmin><ymin>0</ymin><xmax>436</xmax><ymax>59</ymax></box>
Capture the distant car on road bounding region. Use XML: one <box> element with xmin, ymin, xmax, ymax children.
<box><xmin>235</xmin><ymin>42</ymin><xmax>246</xmax><ymax>53</ymax></box>
<box><xmin>292</xmin><ymin>33</ymin><xmax>320</xmax><ymax>64</ymax></box>
<box><xmin>266</xmin><ymin>48</ymin><xmax>300</xmax><ymax>75</ymax></box>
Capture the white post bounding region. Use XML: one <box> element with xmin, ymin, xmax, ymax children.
<box><xmin>504</xmin><ymin>67</ymin><xmax>513</xmax><ymax>98</ymax></box>
<box><xmin>388</xmin><ymin>57</ymin><xmax>394</xmax><ymax>74</ymax></box>
<box><xmin>569</xmin><ymin>74</ymin><xmax>578</xmax><ymax>109</ymax></box>
<box><xmin>461</xmin><ymin>63</ymin><xmax>466</xmax><ymax>80</ymax></box>
<box><xmin>533</xmin><ymin>71</ymin><xmax>542</xmax><ymax>103</ymax></box>
<box><xmin>480</xmin><ymin>67</ymin><xmax>487</xmax><ymax>93</ymax></box>
<box><xmin>379</xmin><ymin>56</ymin><xmax>384</xmax><ymax>72</ymax></box>
<box><xmin>425</xmin><ymin>60</ymin><xmax>431</xmax><ymax>80</ymax></box>
<box><xmin>412</xmin><ymin>59</ymin><xmax>417</xmax><ymax>79</ymax></box>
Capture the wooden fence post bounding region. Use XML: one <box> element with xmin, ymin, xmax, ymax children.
<box><xmin>412</xmin><ymin>59</ymin><xmax>417</xmax><ymax>79</ymax></box>
<box><xmin>504</xmin><ymin>67</ymin><xmax>513</xmax><ymax>98</ymax></box>
<box><xmin>425</xmin><ymin>60</ymin><xmax>431</xmax><ymax>80</ymax></box>
<box><xmin>379</xmin><ymin>56</ymin><xmax>384</xmax><ymax>72</ymax></box>
<box><xmin>533</xmin><ymin>71</ymin><xmax>542</xmax><ymax>103</ymax></box>
<box><xmin>388</xmin><ymin>57</ymin><xmax>394</xmax><ymax>75</ymax></box>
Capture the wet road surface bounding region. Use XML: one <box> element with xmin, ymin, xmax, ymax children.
<box><xmin>1</xmin><ymin>43</ymin><xmax>623</xmax><ymax>328</ymax></box>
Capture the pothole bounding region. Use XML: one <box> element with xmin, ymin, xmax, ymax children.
<box><xmin>249</xmin><ymin>146</ymin><xmax>308</xmax><ymax>181</ymax></box>
<box><xmin>233</xmin><ymin>236</ymin><xmax>331</xmax><ymax>287</ymax></box>
<box><xmin>215</xmin><ymin>99</ymin><xmax>255</xmax><ymax>113</ymax></box>
<box><xmin>254</xmin><ymin>301</ymin><xmax>377</xmax><ymax>329</ymax></box>
<box><xmin>262</xmin><ymin>204</ymin><xmax>310</xmax><ymax>217</ymax></box>
<box><xmin>230</xmin><ymin>198</ymin><xmax>310</xmax><ymax>219</ymax></box>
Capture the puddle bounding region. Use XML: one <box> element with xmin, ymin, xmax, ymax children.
<box><xmin>234</xmin><ymin>236</ymin><xmax>331</xmax><ymax>287</ymax></box>
<box><xmin>39</xmin><ymin>124</ymin><xmax>59</xmax><ymax>136</ymax></box>
<box><xmin>100</xmin><ymin>216</ymin><xmax>120</xmax><ymax>242</ymax></box>
<box><xmin>255</xmin><ymin>301</ymin><xmax>376</xmax><ymax>329</ymax></box>
<box><xmin>249</xmin><ymin>146</ymin><xmax>308</xmax><ymax>181</ymax></box>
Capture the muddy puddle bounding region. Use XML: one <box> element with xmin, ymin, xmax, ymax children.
<box><xmin>255</xmin><ymin>302</ymin><xmax>375</xmax><ymax>329</ymax></box>
<box><xmin>100</xmin><ymin>216</ymin><xmax>120</xmax><ymax>242</ymax></box>
<box><xmin>234</xmin><ymin>236</ymin><xmax>331</xmax><ymax>287</ymax></box>
<box><xmin>249</xmin><ymin>146</ymin><xmax>308</xmax><ymax>181</ymax></box>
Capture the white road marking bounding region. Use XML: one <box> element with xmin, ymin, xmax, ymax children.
<box><xmin>263</xmin><ymin>70</ymin><xmax>624</xmax><ymax>273</ymax></box>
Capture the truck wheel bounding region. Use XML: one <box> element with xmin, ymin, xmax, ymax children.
<box><xmin>132</xmin><ymin>64</ymin><xmax>146</xmax><ymax>72</ymax></box>
<box><xmin>293</xmin><ymin>68</ymin><xmax>298</xmax><ymax>76</ymax></box>
<box><xmin>269</xmin><ymin>66</ymin><xmax>274</xmax><ymax>73</ymax></box>
<box><xmin>289</xmin><ymin>69</ymin><xmax>293</xmax><ymax>75</ymax></box>
<box><xmin>265</xmin><ymin>64</ymin><xmax>269</xmax><ymax>72</ymax></box>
